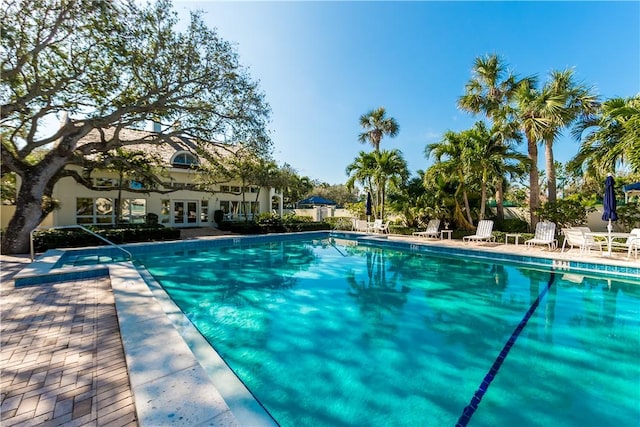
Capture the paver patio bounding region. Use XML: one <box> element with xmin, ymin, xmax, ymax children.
<box><xmin>1</xmin><ymin>261</ymin><xmax>137</xmax><ymax>427</ymax></box>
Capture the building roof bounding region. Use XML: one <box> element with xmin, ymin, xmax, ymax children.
<box><xmin>623</xmin><ymin>182</ymin><xmax>640</xmax><ymax>194</ymax></box>
<box><xmin>297</xmin><ymin>196</ymin><xmax>337</xmax><ymax>206</ymax></box>
<box><xmin>79</xmin><ymin>127</ymin><xmax>237</xmax><ymax>166</ymax></box>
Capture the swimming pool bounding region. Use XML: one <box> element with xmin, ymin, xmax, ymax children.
<box><xmin>135</xmin><ymin>235</ymin><xmax>640</xmax><ymax>427</ymax></box>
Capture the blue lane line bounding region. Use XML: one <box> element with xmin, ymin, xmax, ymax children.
<box><xmin>455</xmin><ymin>272</ymin><xmax>556</xmax><ymax>427</ymax></box>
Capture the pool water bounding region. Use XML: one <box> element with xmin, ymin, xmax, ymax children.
<box><xmin>137</xmin><ymin>238</ymin><xmax>640</xmax><ymax>427</ymax></box>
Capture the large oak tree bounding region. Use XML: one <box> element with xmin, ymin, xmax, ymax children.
<box><xmin>1</xmin><ymin>0</ymin><xmax>271</xmax><ymax>253</ymax></box>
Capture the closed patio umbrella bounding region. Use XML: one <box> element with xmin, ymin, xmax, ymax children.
<box><xmin>602</xmin><ymin>174</ymin><xmax>618</xmax><ymax>233</ymax></box>
<box><xmin>366</xmin><ymin>192</ymin><xmax>372</xmax><ymax>222</ymax></box>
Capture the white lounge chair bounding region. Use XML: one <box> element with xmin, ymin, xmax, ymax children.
<box><xmin>525</xmin><ymin>221</ymin><xmax>557</xmax><ymax>250</ymax></box>
<box><xmin>561</xmin><ymin>227</ymin><xmax>602</xmax><ymax>256</ymax></box>
<box><xmin>412</xmin><ymin>219</ymin><xmax>441</xmax><ymax>238</ymax></box>
<box><xmin>352</xmin><ymin>219</ymin><xmax>369</xmax><ymax>232</ymax></box>
<box><xmin>609</xmin><ymin>228</ymin><xmax>640</xmax><ymax>259</ymax></box>
<box><xmin>371</xmin><ymin>219</ymin><xmax>390</xmax><ymax>234</ymax></box>
<box><xmin>463</xmin><ymin>220</ymin><xmax>495</xmax><ymax>243</ymax></box>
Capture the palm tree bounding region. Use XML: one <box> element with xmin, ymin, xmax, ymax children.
<box><xmin>346</xmin><ymin>151</ymin><xmax>377</xmax><ymax>214</ymax></box>
<box><xmin>464</xmin><ymin>121</ymin><xmax>529</xmax><ymax>220</ymax></box>
<box><xmin>540</xmin><ymin>69</ymin><xmax>599</xmax><ymax>202</ymax></box>
<box><xmin>513</xmin><ymin>78</ymin><xmax>563</xmax><ymax>227</ymax></box>
<box><xmin>358</xmin><ymin>107</ymin><xmax>399</xmax><ymax>152</ymax></box>
<box><xmin>458</xmin><ymin>54</ymin><xmax>530</xmax><ymax>220</ymax></box>
<box><xmin>426</xmin><ymin>130</ymin><xmax>475</xmax><ymax>229</ymax></box>
<box><xmin>370</xmin><ymin>149</ymin><xmax>409</xmax><ymax>220</ymax></box>
<box><xmin>571</xmin><ymin>95</ymin><xmax>640</xmax><ymax>175</ymax></box>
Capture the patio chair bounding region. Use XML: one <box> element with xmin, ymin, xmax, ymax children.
<box><xmin>412</xmin><ymin>219</ymin><xmax>441</xmax><ymax>238</ymax></box>
<box><xmin>561</xmin><ymin>227</ymin><xmax>602</xmax><ymax>256</ymax></box>
<box><xmin>462</xmin><ymin>220</ymin><xmax>495</xmax><ymax>243</ymax></box>
<box><xmin>609</xmin><ymin>228</ymin><xmax>640</xmax><ymax>259</ymax></box>
<box><xmin>371</xmin><ymin>219</ymin><xmax>390</xmax><ymax>234</ymax></box>
<box><xmin>353</xmin><ymin>219</ymin><xmax>369</xmax><ymax>232</ymax></box>
<box><xmin>525</xmin><ymin>221</ymin><xmax>557</xmax><ymax>250</ymax></box>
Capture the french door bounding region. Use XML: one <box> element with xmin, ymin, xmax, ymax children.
<box><xmin>173</xmin><ymin>200</ymin><xmax>198</xmax><ymax>225</ymax></box>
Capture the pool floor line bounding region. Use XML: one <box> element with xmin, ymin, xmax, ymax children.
<box><xmin>455</xmin><ymin>271</ymin><xmax>557</xmax><ymax>427</ymax></box>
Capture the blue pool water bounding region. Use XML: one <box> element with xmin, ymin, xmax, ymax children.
<box><xmin>136</xmin><ymin>237</ymin><xmax>640</xmax><ymax>426</ymax></box>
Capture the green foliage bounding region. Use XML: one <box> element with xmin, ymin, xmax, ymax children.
<box><xmin>493</xmin><ymin>218</ymin><xmax>529</xmax><ymax>233</ymax></box>
<box><xmin>219</xmin><ymin>214</ymin><xmax>328</xmax><ymax>234</ymax></box>
<box><xmin>1</xmin><ymin>172</ymin><xmax>17</xmax><ymax>204</ymax></box>
<box><xmin>284</xmin><ymin>222</ymin><xmax>331</xmax><ymax>232</ymax></box>
<box><xmin>31</xmin><ymin>224</ymin><xmax>179</xmax><ymax>252</ymax></box>
<box><xmin>304</xmin><ymin>183</ymin><xmax>358</xmax><ymax>207</ymax></box>
<box><xmin>255</xmin><ymin>212</ymin><xmax>282</xmax><ymax>227</ymax></box>
<box><xmin>617</xmin><ymin>202</ymin><xmax>640</xmax><ymax>230</ymax></box>
<box><xmin>323</xmin><ymin>217</ymin><xmax>352</xmax><ymax>230</ymax></box>
<box><xmin>146</xmin><ymin>213</ymin><xmax>159</xmax><ymax>225</ymax></box>
<box><xmin>535</xmin><ymin>199</ymin><xmax>595</xmax><ymax>228</ymax></box>
<box><xmin>282</xmin><ymin>213</ymin><xmax>313</xmax><ymax>224</ymax></box>
<box><xmin>2</xmin><ymin>0</ymin><xmax>271</xmax><ymax>253</ymax></box>
<box><xmin>213</xmin><ymin>210</ymin><xmax>225</xmax><ymax>224</ymax></box>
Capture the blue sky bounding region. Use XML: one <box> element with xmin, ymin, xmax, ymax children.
<box><xmin>175</xmin><ymin>1</ymin><xmax>640</xmax><ymax>185</ymax></box>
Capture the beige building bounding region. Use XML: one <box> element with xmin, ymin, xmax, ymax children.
<box><xmin>16</xmin><ymin>127</ymin><xmax>283</xmax><ymax>229</ymax></box>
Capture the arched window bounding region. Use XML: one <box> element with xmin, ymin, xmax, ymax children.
<box><xmin>171</xmin><ymin>151</ymin><xmax>199</xmax><ymax>167</ymax></box>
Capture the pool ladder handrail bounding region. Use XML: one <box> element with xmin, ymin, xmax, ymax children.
<box><xmin>30</xmin><ymin>225</ymin><xmax>133</xmax><ymax>263</ymax></box>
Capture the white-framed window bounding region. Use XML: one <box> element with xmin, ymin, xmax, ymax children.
<box><xmin>120</xmin><ymin>199</ymin><xmax>146</xmax><ymax>223</ymax></box>
<box><xmin>230</xmin><ymin>186</ymin><xmax>240</xmax><ymax>193</ymax></box>
<box><xmin>200</xmin><ymin>200</ymin><xmax>209</xmax><ymax>222</ymax></box>
<box><xmin>171</xmin><ymin>151</ymin><xmax>199</xmax><ymax>167</ymax></box>
<box><xmin>220</xmin><ymin>185</ymin><xmax>230</xmax><ymax>192</ymax></box>
<box><xmin>76</xmin><ymin>197</ymin><xmax>114</xmax><ymax>224</ymax></box>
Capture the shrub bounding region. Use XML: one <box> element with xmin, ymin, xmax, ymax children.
<box><xmin>493</xmin><ymin>218</ymin><xmax>529</xmax><ymax>233</ymax></box>
<box><xmin>284</xmin><ymin>222</ymin><xmax>331</xmax><ymax>232</ymax></box>
<box><xmin>256</xmin><ymin>212</ymin><xmax>282</xmax><ymax>227</ymax></box>
<box><xmin>617</xmin><ymin>202</ymin><xmax>640</xmax><ymax>230</ymax></box>
<box><xmin>146</xmin><ymin>212</ymin><xmax>158</xmax><ymax>225</ymax></box>
<box><xmin>536</xmin><ymin>199</ymin><xmax>595</xmax><ymax>229</ymax></box>
<box><xmin>32</xmin><ymin>224</ymin><xmax>180</xmax><ymax>252</ymax></box>
<box><xmin>323</xmin><ymin>217</ymin><xmax>352</xmax><ymax>230</ymax></box>
<box><xmin>213</xmin><ymin>210</ymin><xmax>224</xmax><ymax>225</ymax></box>
<box><xmin>282</xmin><ymin>213</ymin><xmax>313</xmax><ymax>224</ymax></box>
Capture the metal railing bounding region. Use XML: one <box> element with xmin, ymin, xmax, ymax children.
<box><xmin>30</xmin><ymin>225</ymin><xmax>133</xmax><ymax>262</ymax></box>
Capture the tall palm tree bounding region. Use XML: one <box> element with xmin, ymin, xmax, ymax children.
<box><xmin>513</xmin><ymin>78</ymin><xmax>564</xmax><ymax>227</ymax></box>
<box><xmin>540</xmin><ymin>69</ymin><xmax>599</xmax><ymax>202</ymax></box>
<box><xmin>358</xmin><ymin>107</ymin><xmax>399</xmax><ymax>152</ymax></box>
<box><xmin>426</xmin><ymin>130</ymin><xmax>475</xmax><ymax>229</ymax></box>
<box><xmin>458</xmin><ymin>54</ymin><xmax>530</xmax><ymax>220</ymax></box>
<box><xmin>571</xmin><ymin>95</ymin><xmax>640</xmax><ymax>175</ymax></box>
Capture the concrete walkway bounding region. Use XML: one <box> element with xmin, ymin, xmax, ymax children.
<box><xmin>1</xmin><ymin>255</ymin><xmax>137</xmax><ymax>426</ymax></box>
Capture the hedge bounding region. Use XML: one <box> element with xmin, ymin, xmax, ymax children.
<box><xmin>32</xmin><ymin>224</ymin><xmax>180</xmax><ymax>252</ymax></box>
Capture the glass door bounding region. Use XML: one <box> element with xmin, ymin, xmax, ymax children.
<box><xmin>173</xmin><ymin>200</ymin><xmax>199</xmax><ymax>225</ymax></box>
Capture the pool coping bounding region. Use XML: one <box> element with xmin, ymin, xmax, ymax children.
<box><xmin>13</xmin><ymin>231</ymin><xmax>640</xmax><ymax>426</ymax></box>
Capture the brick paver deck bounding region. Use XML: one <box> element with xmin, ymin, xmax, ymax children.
<box><xmin>1</xmin><ymin>276</ymin><xmax>137</xmax><ymax>426</ymax></box>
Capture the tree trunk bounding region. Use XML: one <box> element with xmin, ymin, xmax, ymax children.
<box><xmin>479</xmin><ymin>170</ymin><xmax>488</xmax><ymax>220</ymax></box>
<box><xmin>1</xmin><ymin>170</ymin><xmax>56</xmax><ymax>254</ymax></box>
<box><xmin>462</xmin><ymin>189</ymin><xmax>473</xmax><ymax>226</ymax></box>
<box><xmin>495</xmin><ymin>178</ymin><xmax>505</xmax><ymax>221</ymax></box>
<box><xmin>528</xmin><ymin>136</ymin><xmax>540</xmax><ymax>228</ymax></box>
<box><xmin>545</xmin><ymin>138</ymin><xmax>556</xmax><ymax>203</ymax></box>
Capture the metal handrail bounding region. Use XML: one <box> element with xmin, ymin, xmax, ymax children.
<box><xmin>30</xmin><ymin>225</ymin><xmax>133</xmax><ymax>262</ymax></box>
